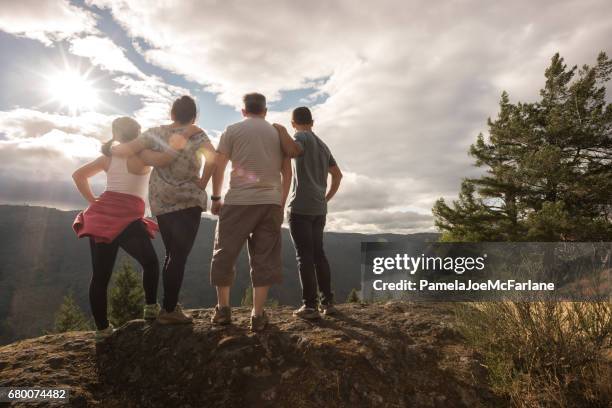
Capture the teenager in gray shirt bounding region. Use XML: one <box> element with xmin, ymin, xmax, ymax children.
<box><xmin>274</xmin><ymin>107</ymin><xmax>343</xmax><ymax>319</ymax></box>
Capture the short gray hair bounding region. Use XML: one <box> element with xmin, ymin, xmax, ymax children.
<box><xmin>242</xmin><ymin>93</ymin><xmax>266</xmax><ymax>114</ymax></box>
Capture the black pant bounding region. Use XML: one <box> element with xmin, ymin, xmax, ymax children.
<box><xmin>289</xmin><ymin>213</ymin><xmax>333</xmax><ymax>308</ymax></box>
<box><xmin>89</xmin><ymin>220</ymin><xmax>159</xmax><ymax>330</ymax></box>
<box><xmin>157</xmin><ymin>206</ymin><xmax>202</xmax><ymax>312</ymax></box>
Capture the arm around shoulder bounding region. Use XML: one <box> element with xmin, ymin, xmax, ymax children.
<box><xmin>111</xmin><ymin>138</ymin><xmax>147</xmax><ymax>158</ymax></box>
<box><xmin>273</xmin><ymin>123</ymin><xmax>303</xmax><ymax>158</ymax></box>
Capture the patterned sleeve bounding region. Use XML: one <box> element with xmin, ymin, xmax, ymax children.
<box><xmin>190</xmin><ymin>131</ymin><xmax>211</xmax><ymax>149</ymax></box>
<box><xmin>140</xmin><ymin>127</ymin><xmax>163</xmax><ymax>151</ymax></box>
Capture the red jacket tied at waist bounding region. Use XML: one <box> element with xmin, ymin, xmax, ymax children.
<box><xmin>73</xmin><ymin>191</ymin><xmax>158</xmax><ymax>243</ymax></box>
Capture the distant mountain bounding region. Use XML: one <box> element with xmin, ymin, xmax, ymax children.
<box><xmin>0</xmin><ymin>205</ymin><xmax>438</xmax><ymax>344</ymax></box>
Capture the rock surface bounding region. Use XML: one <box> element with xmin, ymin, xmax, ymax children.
<box><xmin>0</xmin><ymin>302</ymin><xmax>506</xmax><ymax>407</ymax></box>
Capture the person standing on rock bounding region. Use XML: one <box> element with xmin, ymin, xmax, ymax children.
<box><xmin>72</xmin><ymin>117</ymin><xmax>161</xmax><ymax>341</ymax></box>
<box><xmin>273</xmin><ymin>107</ymin><xmax>343</xmax><ymax>319</ymax></box>
<box><xmin>111</xmin><ymin>96</ymin><xmax>216</xmax><ymax>325</ymax></box>
<box><xmin>209</xmin><ymin>92</ymin><xmax>292</xmax><ymax>331</ymax></box>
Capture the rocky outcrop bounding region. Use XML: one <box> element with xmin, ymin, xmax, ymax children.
<box><xmin>0</xmin><ymin>302</ymin><xmax>505</xmax><ymax>407</ymax></box>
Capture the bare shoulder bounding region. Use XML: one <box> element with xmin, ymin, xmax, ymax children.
<box><xmin>96</xmin><ymin>155</ymin><xmax>112</xmax><ymax>172</ymax></box>
<box><xmin>127</xmin><ymin>155</ymin><xmax>151</xmax><ymax>175</ymax></box>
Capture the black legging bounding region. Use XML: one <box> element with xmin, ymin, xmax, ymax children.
<box><xmin>89</xmin><ymin>220</ymin><xmax>159</xmax><ymax>330</ymax></box>
<box><xmin>157</xmin><ymin>206</ymin><xmax>202</xmax><ymax>312</ymax></box>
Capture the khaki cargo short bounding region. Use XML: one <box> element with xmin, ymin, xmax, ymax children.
<box><xmin>210</xmin><ymin>204</ymin><xmax>283</xmax><ymax>287</ymax></box>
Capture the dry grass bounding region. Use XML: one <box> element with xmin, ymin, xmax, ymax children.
<box><xmin>456</xmin><ymin>301</ymin><xmax>612</xmax><ymax>407</ymax></box>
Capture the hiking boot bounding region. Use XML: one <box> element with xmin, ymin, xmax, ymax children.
<box><xmin>143</xmin><ymin>303</ymin><xmax>161</xmax><ymax>320</ymax></box>
<box><xmin>95</xmin><ymin>324</ymin><xmax>114</xmax><ymax>342</ymax></box>
<box><xmin>293</xmin><ymin>305</ymin><xmax>320</xmax><ymax>320</ymax></box>
<box><xmin>250</xmin><ymin>310</ymin><xmax>269</xmax><ymax>332</ymax></box>
<box><xmin>211</xmin><ymin>305</ymin><xmax>232</xmax><ymax>325</ymax></box>
<box><xmin>157</xmin><ymin>304</ymin><xmax>193</xmax><ymax>325</ymax></box>
<box><xmin>320</xmin><ymin>303</ymin><xmax>338</xmax><ymax>316</ymax></box>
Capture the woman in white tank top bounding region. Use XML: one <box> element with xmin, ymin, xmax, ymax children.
<box><xmin>105</xmin><ymin>155</ymin><xmax>150</xmax><ymax>201</ymax></box>
<box><xmin>72</xmin><ymin>117</ymin><xmax>161</xmax><ymax>341</ymax></box>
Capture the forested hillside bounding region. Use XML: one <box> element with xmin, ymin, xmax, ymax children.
<box><xmin>0</xmin><ymin>205</ymin><xmax>436</xmax><ymax>344</ymax></box>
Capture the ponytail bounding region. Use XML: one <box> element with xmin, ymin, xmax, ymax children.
<box><xmin>104</xmin><ymin>117</ymin><xmax>141</xmax><ymax>156</ymax></box>
<box><xmin>101</xmin><ymin>139</ymin><xmax>114</xmax><ymax>157</ymax></box>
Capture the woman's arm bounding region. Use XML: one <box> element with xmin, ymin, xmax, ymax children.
<box><xmin>138</xmin><ymin>149</ymin><xmax>176</xmax><ymax>167</ymax></box>
<box><xmin>110</xmin><ymin>138</ymin><xmax>147</xmax><ymax>158</ymax></box>
<box><xmin>195</xmin><ymin>141</ymin><xmax>217</xmax><ymax>189</ymax></box>
<box><xmin>72</xmin><ymin>156</ymin><xmax>109</xmax><ymax>203</ymax></box>
<box><xmin>137</xmin><ymin>127</ymin><xmax>206</xmax><ymax>167</ymax></box>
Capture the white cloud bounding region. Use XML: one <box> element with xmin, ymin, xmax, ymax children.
<box><xmin>0</xmin><ymin>0</ymin><xmax>97</xmax><ymax>45</ymax></box>
<box><xmin>0</xmin><ymin>109</ymin><xmax>113</xmax><ymax>142</ymax></box>
<box><xmin>2</xmin><ymin>0</ymin><xmax>611</xmax><ymax>233</ymax></box>
<box><xmin>327</xmin><ymin>209</ymin><xmax>434</xmax><ymax>235</ymax></box>
<box><xmin>69</xmin><ymin>36</ymin><xmax>142</xmax><ymax>76</ymax></box>
<box><xmin>113</xmin><ymin>75</ymin><xmax>191</xmax><ymax>128</ymax></box>
<box><xmin>0</xmin><ymin>110</ymin><xmax>109</xmax><ymax>207</ymax></box>
<box><xmin>87</xmin><ymin>0</ymin><xmax>611</xmax><ymax>234</ymax></box>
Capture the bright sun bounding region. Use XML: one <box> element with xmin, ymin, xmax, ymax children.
<box><xmin>46</xmin><ymin>70</ymin><xmax>100</xmax><ymax>114</ymax></box>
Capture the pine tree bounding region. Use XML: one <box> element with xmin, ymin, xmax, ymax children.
<box><xmin>241</xmin><ymin>286</ymin><xmax>253</xmax><ymax>306</ymax></box>
<box><xmin>109</xmin><ymin>260</ymin><xmax>144</xmax><ymax>327</ymax></box>
<box><xmin>346</xmin><ymin>288</ymin><xmax>360</xmax><ymax>303</ymax></box>
<box><xmin>53</xmin><ymin>292</ymin><xmax>91</xmax><ymax>333</ymax></box>
<box><xmin>433</xmin><ymin>52</ymin><xmax>612</xmax><ymax>242</ymax></box>
<box><xmin>241</xmin><ymin>286</ymin><xmax>279</xmax><ymax>307</ymax></box>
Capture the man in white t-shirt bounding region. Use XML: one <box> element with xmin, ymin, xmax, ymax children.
<box><xmin>209</xmin><ymin>93</ymin><xmax>292</xmax><ymax>331</ymax></box>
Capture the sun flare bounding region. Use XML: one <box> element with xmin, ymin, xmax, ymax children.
<box><xmin>46</xmin><ymin>70</ymin><xmax>100</xmax><ymax>114</ymax></box>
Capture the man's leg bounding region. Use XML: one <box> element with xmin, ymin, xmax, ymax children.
<box><xmin>216</xmin><ymin>286</ymin><xmax>230</xmax><ymax>308</ymax></box>
<box><xmin>289</xmin><ymin>213</ymin><xmax>318</xmax><ymax>308</ymax></box>
<box><xmin>313</xmin><ymin>215</ymin><xmax>333</xmax><ymax>305</ymax></box>
<box><xmin>252</xmin><ymin>286</ymin><xmax>270</xmax><ymax>317</ymax></box>
<box><xmin>248</xmin><ymin>205</ymin><xmax>283</xmax><ymax>318</ymax></box>
<box><xmin>210</xmin><ymin>205</ymin><xmax>257</xmax><ymax>309</ymax></box>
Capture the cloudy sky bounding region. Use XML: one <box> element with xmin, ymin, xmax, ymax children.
<box><xmin>0</xmin><ymin>0</ymin><xmax>610</xmax><ymax>234</ymax></box>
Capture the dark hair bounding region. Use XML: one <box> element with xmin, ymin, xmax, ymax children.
<box><xmin>292</xmin><ymin>106</ymin><xmax>313</xmax><ymax>125</ymax></box>
<box><xmin>243</xmin><ymin>93</ymin><xmax>266</xmax><ymax>115</ymax></box>
<box><xmin>171</xmin><ymin>95</ymin><xmax>197</xmax><ymax>124</ymax></box>
<box><xmin>101</xmin><ymin>117</ymin><xmax>141</xmax><ymax>156</ymax></box>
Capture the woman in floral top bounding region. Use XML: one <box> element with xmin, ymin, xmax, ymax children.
<box><xmin>112</xmin><ymin>96</ymin><xmax>216</xmax><ymax>324</ymax></box>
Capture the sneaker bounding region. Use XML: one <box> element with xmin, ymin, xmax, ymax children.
<box><xmin>293</xmin><ymin>305</ymin><xmax>320</xmax><ymax>320</ymax></box>
<box><xmin>250</xmin><ymin>310</ymin><xmax>269</xmax><ymax>332</ymax></box>
<box><xmin>320</xmin><ymin>303</ymin><xmax>338</xmax><ymax>316</ymax></box>
<box><xmin>95</xmin><ymin>324</ymin><xmax>114</xmax><ymax>342</ymax></box>
<box><xmin>143</xmin><ymin>303</ymin><xmax>161</xmax><ymax>320</ymax></box>
<box><xmin>157</xmin><ymin>304</ymin><xmax>193</xmax><ymax>325</ymax></box>
<box><xmin>211</xmin><ymin>305</ymin><xmax>232</xmax><ymax>325</ymax></box>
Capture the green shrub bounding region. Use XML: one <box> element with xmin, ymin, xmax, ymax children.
<box><xmin>456</xmin><ymin>301</ymin><xmax>611</xmax><ymax>407</ymax></box>
<box><xmin>109</xmin><ymin>261</ymin><xmax>144</xmax><ymax>327</ymax></box>
<box><xmin>54</xmin><ymin>292</ymin><xmax>92</xmax><ymax>333</ymax></box>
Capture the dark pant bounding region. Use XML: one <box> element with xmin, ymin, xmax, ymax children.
<box><xmin>157</xmin><ymin>206</ymin><xmax>202</xmax><ymax>312</ymax></box>
<box><xmin>89</xmin><ymin>220</ymin><xmax>159</xmax><ymax>330</ymax></box>
<box><xmin>289</xmin><ymin>213</ymin><xmax>333</xmax><ymax>308</ymax></box>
